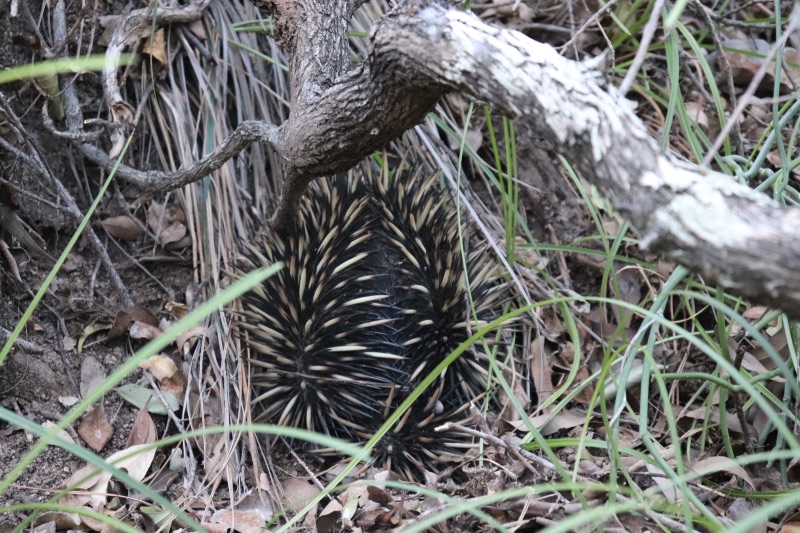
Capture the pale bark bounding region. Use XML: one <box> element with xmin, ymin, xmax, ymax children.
<box><xmin>73</xmin><ymin>0</ymin><xmax>800</xmax><ymax>316</ymax></box>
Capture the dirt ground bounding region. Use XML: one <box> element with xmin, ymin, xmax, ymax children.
<box><xmin>0</xmin><ymin>0</ymin><xmax>745</xmax><ymax>531</ymax></box>
<box><xmin>0</xmin><ymin>1</ymin><xmax>198</xmax><ymax>527</ymax></box>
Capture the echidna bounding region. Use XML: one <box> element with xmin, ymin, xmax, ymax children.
<box><xmin>235</xmin><ymin>165</ymin><xmax>506</xmax><ymax>480</ymax></box>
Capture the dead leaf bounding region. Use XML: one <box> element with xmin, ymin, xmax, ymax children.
<box><xmin>126</xmin><ymin>407</ymin><xmax>156</xmax><ymax>447</ymax></box>
<box><xmin>529</xmin><ymin>337</ymin><xmax>554</xmax><ymax>412</ymax></box>
<box><xmin>690</xmin><ymin>456</ymin><xmax>755</xmax><ymax>490</ymax></box>
<box><xmin>685</xmin><ymin>101</ymin><xmax>709</xmax><ymax>130</ymax></box>
<box><xmin>203</xmin><ymin>431</ymin><xmax>239</xmax><ymax>483</ymax></box>
<box><xmin>31</xmin><ymin>511</ymin><xmax>80</xmax><ymax>530</ymax></box>
<box><xmin>77</xmin><ymin>405</ymin><xmax>114</xmax><ymax>452</ymax></box>
<box><xmin>41</xmin><ymin>421</ymin><xmax>75</xmax><ymax>446</ymax></box>
<box><xmin>129</xmin><ymin>320</ymin><xmax>163</xmax><ymax>340</ymax></box>
<box><xmin>740</xmin><ymin>351</ymin><xmax>785</xmax><ymax>383</ymax></box>
<box><xmin>158</xmin><ymin>222</ymin><xmax>187</xmax><ymax>246</ymax></box>
<box><xmin>743</xmin><ymin>306</ymin><xmax>769</xmax><ymax>320</ymax></box>
<box><xmin>681</xmin><ymin>406</ymin><xmax>746</xmax><ymax>434</ymax></box>
<box><xmin>108</xmin><ymin>304</ymin><xmax>159</xmax><ymax>340</ymax></box>
<box><xmin>282</xmin><ymin>477</ymin><xmax>320</xmax><ymax>512</ymax></box>
<box><xmin>204</xmin><ymin>508</ymin><xmax>267</xmax><ymax>533</ymax></box>
<box><xmin>165</xmin><ymin>301</ymin><xmax>188</xmax><ymax>319</ymax></box>
<box><xmin>79</xmin><ymin>355</ymin><xmax>107</xmax><ymax>398</ymax></box>
<box><xmin>147</xmin><ymin>201</ymin><xmax>166</xmax><ymax>233</ymax></box>
<box><xmin>79</xmin><ymin>443</ymin><xmax>156</xmax><ymax>509</ymax></box>
<box><xmin>102</xmin><ymin>215</ymin><xmax>145</xmax><ymax>241</ymax></box>
<box><xmin>317</xmin><ymin>498</ymin><xmax>342</xmax><ymax>533</ymax></box>
<box><xmin>0</xmin><ymin>240</ymin><xmax>21</xmax><ymax>281</ymax></box>
<box><xmin>141</xmin><ymin>28</ymin><xmax>168</xmax><ymax>65</ymax></box>
<box><xmin>139</xmin><ymin>354</ymin><xmax>178</xmax><ymax>381</ymax></box>
<box><xmin>187</xmin><ymin>19</ymin><xmax>207</xmax><ymax>40</ymax></box>
<box><xmin>715</xmin><ymin>39</ymin><xmax>800</xmax><ymax>95</ymax></box>
<box><xmin>513</xmin><ymin>409</ymin><xmax>586</xmax><ymax>436</ymax></box>
<box><xmin>58</xmin><ymin>396</ymin><xmax>80</xmax><ymax>407</ymax></box>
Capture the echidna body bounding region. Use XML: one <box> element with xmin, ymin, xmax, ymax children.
<box><xmin>236</xmin><ymin>167</ymin><xmax>504</xmax><ymax>479</ymax></box>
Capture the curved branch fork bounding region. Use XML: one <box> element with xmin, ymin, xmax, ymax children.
<box><xmin>88</xmin><ymin>0</ymin><xmax>800</xmax><ymax>316</ymax></box>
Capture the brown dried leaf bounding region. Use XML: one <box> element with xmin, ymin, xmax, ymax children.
<box><xmin>742</xmin><ymin>306</ymin><xmax>769</xmax><ymax>320</ymax></box>
<box><xmin>366</xmin><ymin>485</ymin><xmax>393</xmax><ymax>506</ymax></box>
<box><xmin>41</xmin><ymin>421</ymin><xmax>75</xmax><ymax>446</ymax></box>
<box><xmin>690</xmin><ymin>456</ymin><xmax>755</xmax><ymax>490</ymax></box>
<box><xmin>141</xmin><ymin>28</ymin><xmax>168</xmax><ymax>65</ymax></box>
<box><xmin>204</xmin><ymin>509</ymin><xmax>267</xmax><ymax>533</ymax></box>
<box><xmin>147</xmin><ymin>202</ymin><xmax>165</xmax><ymax>233</ymax></box>
<box><xmin>77</xmin><ymin>405</ymin><xmax>114</xmax><ymax>452</ymax></box>
<box><xmin>129</xmin><ymin>321</ymin><xmax>163</xmax><ymax>340</ymax></box>
<box><xmin>31</xmin><ymin>512</ymin><xmax>80</xmax><ymax>530</ymax></box>
<box><xmin>107</xmin><ymin>304</ymin><xmax>160</xmax><ymax>340</ymax></box>
<box><xmin>139</xmin><ymin>354</ymin><xmax>178</xmax><ymax>381</ymax></box>
<box><xmin>165</xmin><ymin>301</ymin><xmax>189</xmax><ymax>319</ymax></box>
<box><xmin>512</xmin><ymin>409</ymin><xmax>586</xmax><ymax>436</ymax></box>
<box><xmin>572</xmin><ymin>365</ymin><xmax>595</xmax><ymax>405</ymax></box>
<box><xmin>282</xmin><ymin>477</ymin><xmax>320</xmax><ymax>512</ymax></box>
<box><xmin>102</xmin><ymin>215</ymin><xmax>145</xmax><ymax>241</ymax></box>
<box><xmin>80</xmin><ymin>355</ymin><xmax>107</xmax><ymax>398</ymax></box>
<box><xmin>317</xmin><ymin>498</ymin><xmax>342</xmax><ymax>533</ymax></box>
<box><xmin>717</xmin><ymin>39</ymin><xmax>800</xmax><ymax>94</ymax></box>
<box><xmin>161</xmin><ymin>367</ymin><xmax>187</xmax><ymax>400</ymax></box>
<box><xmin>157</xmin><ymin>222</ymin><xmax>187</xmax><ymax>246</ymax></box>
<box><xmin>62</xmin><ymin>252</ymin><xmax>84</xmax><ymax>271</ymax></box>
<box><xmin>126</xmin><ymin>407</ymin><xmax>156</xmax><ymax>447</ymax></box>
<box><xmin>529</xmin><ymin>337</ymin><xmax>554</xmax><ymax>412</ymax></box>
<box><xmin>682</xmin><ymin>407</ymin><xmax>746</xmax><ymax>434</ymax></box>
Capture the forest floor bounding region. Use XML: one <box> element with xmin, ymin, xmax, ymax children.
<box><xmin>0</xmin><ymin>1</ymin><xmax>798</xmax><ymax>532</ymax></box>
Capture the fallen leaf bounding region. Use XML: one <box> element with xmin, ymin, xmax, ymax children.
<box><xmin>126</xmin><ymin>407</ymin><xmax>156</xmax><ymax>447</ymax></box>
<box><xmin>80</xmin><ymin>443</ymin><xmax>156</xmax><ymax>509</ymax></box>
<box><xmin>58</xmin><ymin>396</ymin><xmax>80</xmax><ymax>407</ymax></box>
<box><xmin>77</xmin><ymin>405</ymin><xmax>114</xmax><ymax>452</ymax></box>
<box><xmin>130</xmin><ymin>320</ymin><xmax>163</xmax><ymax>340</ymax></box>
<box><xmin>41</xmin><ymin>421</ymin><xmax>75</xmax><ymax>446</ymax></box>
<box><xmin>513</xmin><ymin>409</ymin><xmax>586</xmax><ymax>436</ymax></box>
<box><xmin>139</xmin><ymin>354</ymin><xmax>178</xmax><ymax>381</ymax></box>
<box><xmin>79</xmin><ymin>356</ymin><xmax>107</xmax><ymax>399</ymax></box>
<box><xmin>62</xmin><ymin>252</ymin><xmax>84</xmax><ymax>271</ymax></box>
<box><xmin>282</xmin><ymin>477</ymin><xmax>320</xmax><ymax>512</ymax></box>
<box><xmin>204</xmin><ymin>508</ymin><xmax>267</xmax><ymax>533</ymax></box>
<box><xmin>31</xmin><ymin>511</ymin><xmax>80</xmax><ymax>530</ymax></box>
<box><xmin>529</xmin><ymin>337</ymin><xmax>554</xmax><ymax>412</ymax></box>
<box><xmin>157</xmin><ymin>222</ymin><xmax>187</xmax><ymax>246</ymax></box>
<box><xmin>108</xmin><ymin>304</ymin><xmax>160</xmax><ymax>341</ymax></box>
<box><xmin>141</xmin><ymin>28</ymin><xmax>168</xmax><ymax>65</ymax></box>
<box><xmin>165</xmin><ymin>301</ymin><xmax>188</xmax><ymax>319</ymax></box>
<box><xmin>689</xmin><ymin>456</ymin><xmax>755</xmax><ymax>490</ymax></box>
<box><xmin>102</xmin><ymin>215</ymin><xmax>145</xmax><ymax>241</ymax></box>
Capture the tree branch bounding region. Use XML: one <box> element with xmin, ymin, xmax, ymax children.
<box><xmin>370</xmin><ymin>2</ymin><xmax>800</xmax><ymax>315</ymax></box>
<box><xmin>77</xmin><ymin>120</ymin><xmax>280</xmax><ymax>200</ymax></box>
<box><xmin>58</xmin><ymin>0</ymin><xmax>800</xmax><ymax>317</ymax></box>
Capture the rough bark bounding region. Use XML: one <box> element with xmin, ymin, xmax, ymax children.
<box><xmin>63</xmin><ymin>0</ymin><xmax>800</xmax><ymax>317</ymax></box>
